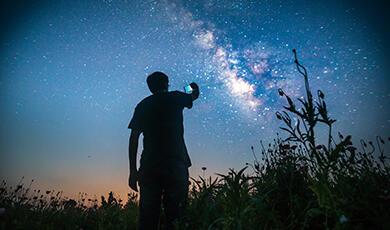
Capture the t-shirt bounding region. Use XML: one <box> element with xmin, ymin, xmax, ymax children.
<box><xmin>128</xmin><ymin>91</ymin><xmax>193</xmax><ymax>173</ymax></box>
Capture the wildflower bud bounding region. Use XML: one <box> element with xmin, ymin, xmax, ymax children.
<box><xmin>278</xmin><ymin>88</ymin><xmax>284</xmax><ymax>96</ymax></box>
<box><xmin>318</xmin><ymin>90</ymin><xmax>324</xmax><ymax>99</ymax></box>
<box><xmin>254</xmin><ymin>163</ymin><xmax>260</xmax><ymax>171</ymax></box>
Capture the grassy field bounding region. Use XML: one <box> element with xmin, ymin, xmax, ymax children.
<box><xmin>1</xmin><ymin>50</ymin><xmax>389</xmax><ymax>229</ymax></box>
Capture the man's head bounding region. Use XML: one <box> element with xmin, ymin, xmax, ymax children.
<box><xmin>146</xmin><ymin>71</ymin><xmax>169</xmax><ymax>94</ymax></box>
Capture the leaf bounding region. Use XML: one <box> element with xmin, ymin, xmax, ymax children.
<box><xmin>280</xmin><ymin>127</ymin><xmax>295</xmax><ymax>136</ymax></box>
<box><xmin>275</xmin><ymin>112</ymin><xmax>282</xmax><ymax>120</ymax></box>
<box><xmin>286</xmin><ymin>95</ymin><xmax>294</xmax><ymax>108</ymax></box>
<box><xmin>309</xmin><ymin>181</ymin><xmax>333</xmax><ymax>209</ymax></box>
<box><xmin>306</xmin><ymin>208</ymin><xmax>323</xmax><ymax>217</ymax></box>
<box><xmin>346</xmin><ymin>146</ymin><xmax>356</xmax><ymax>153</ymax></box>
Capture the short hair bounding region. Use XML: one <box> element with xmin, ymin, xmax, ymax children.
<box><xmin>146</xmin><ymin>71</ymin><xmax>169</xmax><ymax>93</ymax></box>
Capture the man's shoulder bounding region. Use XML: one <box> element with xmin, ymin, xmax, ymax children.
<box><xmin>136</xmin><ymin>94</ymin><xmax>154</xmax><ymax>108</ymax></box>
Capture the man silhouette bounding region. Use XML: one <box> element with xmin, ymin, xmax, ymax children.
<box><xmin>128</xmin><ymin>71</ymin><xmax>199</xmax><ymax>230</ymax></box>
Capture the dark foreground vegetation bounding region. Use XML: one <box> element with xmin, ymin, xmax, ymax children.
<box><xmin>1</xmin><ymin>50</ymin><xmax>389</xmax><ymax>229</ymax></box>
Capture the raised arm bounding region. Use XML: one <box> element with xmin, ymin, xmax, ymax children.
<box><xmin>128</xmin><ymin>129</ymin><xmax>141</xmax><ymax>192</ymax></box>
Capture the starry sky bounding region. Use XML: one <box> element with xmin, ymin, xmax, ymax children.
<box><xmin>1</xmin><ymin>0</ymin><xmax>389</xmax><ymax>199</ymax></box>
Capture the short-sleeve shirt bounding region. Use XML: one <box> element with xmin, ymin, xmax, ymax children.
<box><xmin>128</xmin><ymin>91</ymin><xmax>193</xmax><ymax>173</ymax></box>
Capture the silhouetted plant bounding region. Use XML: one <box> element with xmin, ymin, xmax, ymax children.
<box><xmin>250</xmin><ymin>49</ymin><xmax>390</xmax><ymax>229</ymax></box>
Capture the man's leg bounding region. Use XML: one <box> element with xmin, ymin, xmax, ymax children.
<box><xmin>162</xmin><ymin>175</ymin><xmax>189</xmax><ymax>229</ymax></box>
<box><xmin>138</xmin><ymin>182</ymin><xmax>163</xmax><ymax>230</ymax></box>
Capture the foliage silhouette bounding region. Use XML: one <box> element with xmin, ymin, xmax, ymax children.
<box><xmin>179</xmin><ymin>49</ymin><xmax>390</xmax><ymax>229</ymax></box>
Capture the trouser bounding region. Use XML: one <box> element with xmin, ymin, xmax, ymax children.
<box><xmin>138</xmin><ymin>166</ymin><xmax>189</xmax><ymax>230</ymax></box>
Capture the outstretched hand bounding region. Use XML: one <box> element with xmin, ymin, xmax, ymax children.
<box><xmin>190</xmin><ymin>82</ymin><xmax>199</xmax><ymax>100</ymax></box>
<box><xmin>128</xmin><ymin>171</ymin><xmax>138</xmax><ymax>192</ymax></box>
<box><xmin>190</xmin><ymin>82</ymin><xmax>199</xmax><ymax>91</ymax></box>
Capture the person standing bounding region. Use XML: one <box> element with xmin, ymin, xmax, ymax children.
<box><xmin>128</xmin><ymin>71</ymin><xmax>199</xmax><ymax>229</ymax></box>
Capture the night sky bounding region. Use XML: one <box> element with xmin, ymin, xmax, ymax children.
<box><xmin>1</xmin><ymin>0</ymin><xmax>389</xmax><ymax>199</ymax></box>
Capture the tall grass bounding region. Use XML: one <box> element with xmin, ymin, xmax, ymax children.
<box><xmin>1</xmin><ymin>50</ymin><xmax>389</xmax><ymax>229</ymax></box>
<box><xmin>0</xmin><ymin>180</ymin><xmax>139</xmax><ymax>229</ymax></box>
